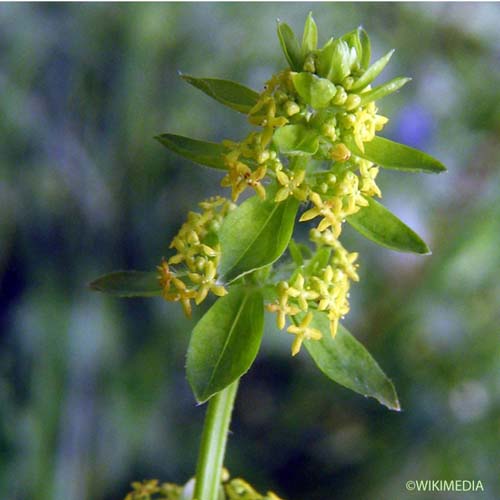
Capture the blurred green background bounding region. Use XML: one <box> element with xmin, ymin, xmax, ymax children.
<box><xmin>1</xmin><ymin>3</ymin><xmax>499</xmax><ymax>499</ymax></box>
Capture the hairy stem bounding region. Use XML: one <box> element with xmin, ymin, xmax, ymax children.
<box><xmin>193</xmin><ymin>380</ymin><xmax>239</xmax><ymax>500</ymax></box>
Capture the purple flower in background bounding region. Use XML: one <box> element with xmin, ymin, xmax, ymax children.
<box><xmin>392</xmin><ymin>103</ymin><xmax>435</xmax><ymax>150</ymax></box>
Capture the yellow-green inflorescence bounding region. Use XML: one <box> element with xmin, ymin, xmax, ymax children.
<box><xmin>159</xmin><ymin>14</ymin><xmax>403</xmax><ymax>356</ymax></box>
<box><xmin>124</xmin><ymin>473</ymin><xmax>284</xmax><ymax>500</ymax></box>
<box><xmin>158</xmin><ymin>196</ymin><xmax>234</xmax><ymax>318</ymax></box>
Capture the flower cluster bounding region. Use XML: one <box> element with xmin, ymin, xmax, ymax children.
<box><xmin>124</xmin><ymin>479</ymin><xmax>181</xmax><ymax>500</ymax></box>
<box><xmin>220</xmin><ymin>70</ymin><xmax>388</xmax><ymax>213</ymax></box>
<box><xmin>123</xmin><ymin>474</ymin><xmax>284</xmax><ymax>500</ymax></box>
<box><xmin>267</xmin><ymin>235</ymin><xmax>359</xmax><ymax>355</ymax></box>
<box><xmin>157</xmin><ymin>15</ymin><xmax>410</xmax><ymax>354</ymax></box>
<box><xmin>158</xmin><ymin>196</ymin><xmax>234</xmax><ymax>317</ymax></box>
<box><xmin>221</xmin><ymin>71</ymin><xmax>292</xmax><ymax>202</ymax></box>
<box><xmin>215</xmin><ymin>19</ymin><xmax>397</xmax><ymax>353</ymax></box>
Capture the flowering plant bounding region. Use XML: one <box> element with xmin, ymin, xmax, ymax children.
<box><xmin>91</xmin><ymin>13</ymin><xmax>445</xmax><ymax>500</ymax></box>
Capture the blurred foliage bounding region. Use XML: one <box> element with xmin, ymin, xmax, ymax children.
<box><xmin>1</xmin><ymin>3</ymin><xmax>499</xmax><ymax>500</ymax></box>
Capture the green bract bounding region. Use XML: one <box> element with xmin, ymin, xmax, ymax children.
<box><xmin>92</xmin><ymin>12</ymin><xmax>446</xmax><ymax>414</ymax></box>
<box><xmin>347</xmin><ymin>198</ymin><xmax>430</xmax><ymax>254</ymax></box>
<box><xmin>218</xmin><ymin>190</ymin><xmax>299</xmax><ymax>283</ymax></box>
<box><xmin>346</xmin><ymin>135</ymin><xmax>447</xmax><ymax>173</ymax></box>
<box><xmin>273</xmin><ymin>124</ymin><xmax>320</xmax><ymax>155</ymax></box>
<box><xmin>292</xmin><ymin>72</ymin><xmax>337</xmax><ymax>108</ymax></box>
<box><xmin>187</xmin><ymin>287</ymin><xmax>264</xmax><ymax>403</ymax></box>
<box><xmin>156</xmin><ymin>134</ymin><xmax>228</xmax><ymax>170</ymax></box>
<box><xmin>181</xmin><ymin>75</ymin><xmax>259</xmax><ymax>114</ymax></box>
<box><xmin>304</xmin><ymin>312</ymin><xmax>400</xmax><ymax>411</ymax></box>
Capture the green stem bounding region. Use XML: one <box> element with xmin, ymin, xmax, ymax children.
<box><xmin>193</xmin><ymin>380</ymin><xmax>239</xmax><ymax>500</ymax></box>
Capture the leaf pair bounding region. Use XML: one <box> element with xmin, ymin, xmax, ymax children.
<box><xmin>304</xmin><ymin>311</ymin><xmax>400</xmax><ymax>411</ymax></box>
<box><xmin>277</xmin><ymin>12</ymin><xmax>318</xmax><ymax>71</ymax></box>
<box><xmin>187</xmin><ymin>286</ymin><xmax>264</xmax><ymax>403</ymax></box>
<box><xmin>188</xmin><ymin>190</ymin><xmax>300</xmax><ymax>403</ymax></box>
<box><xmin>188</xmin><ymin>290</ymin><xmax>400</xmax><ymax>411</ymax></box>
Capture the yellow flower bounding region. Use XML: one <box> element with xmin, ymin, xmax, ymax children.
<box><xmin>332</xmin><ymin>241</ymin><xmax>360</xmax><ymax>281</ymax></box>
<box><xmin>221</xmin><ymin>161</ymin><xmax>267</xmax><ymax>201</ymax></box>
<box><xmin>286</xmin><ymin>273</ymin><xmax>319</xmax><ymax>311</ymax></box>
<box><xmin>275</xmin><ymin>169</ymin><xmax>308</xmax><ymax>202</ymax></box>
<box><xmin>188</xmin><ymin>260</ymin><xmax>227</xmax><ymax>305</ymax></box>
<box><xmin>359</xmin><ymin>159</ymin><xmax>381</xmax><ymax>198</ymax></box>
<box><xmin>125</xmin><ymin>479</ymin><xmax>160</xmax><ymax>500</ymax></box>
<box><xmin>267</xmin><ymin>300</ymin><xmax>300</xmax><ymax>330</ymax></box>
<box><xmin>157</xmin><ymin>259</ymin><xmax>173</xmax><ymax>296</ymax></box>
<box><xmin>300</xmin><ymin>192</ymin><xmax>343</xmax><ymax>234</ymax></box>
<box><xmin>249</xmin><ymin>96</ymin><xmax>288</xmax><ymax>149</ymax></box>
<box><xmin>266</xmin><ymin>281</ymin><xmax>300</xmax><ymax>329</ymax></box>
<box><xmin>287</xmin><ymin>312</ymin><xmax>322</xmax><ymax>356</ymax></box>
<box><xmin>352</xmin><ymin>102</ymin><xmax>389</xmax><ymax>152</ymax></box>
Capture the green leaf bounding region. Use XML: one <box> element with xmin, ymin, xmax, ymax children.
<box><xmin>351</xmin><ymin>49</ymin><xmax>395</xmax><ymax>92</ymax></box>
<box><xmin>288</xmin><ymin>239</ymin><xmax>304</xmax><ymax>266</ymax></box>
<box><xmin>347</xmin><ymin>198</ymin><xmax>430</xmax><ymax>254</ymax></box>
<box><xmin>186</xmin><ymin>287</ymin><xmax>264</xmax><ymax>403</ymax></box>
<box><xmin>346</xmin><ymin>135</ymin><xmax>447</xmax><ymax>173</ymax></box>
<box><xmin>358</xmin><ymin>28</ymin><xmax>371</xmax><ymax>70</ymax></box>
<box><xmin>89</xmin><ymin>271</ymin><xmax>162</xmax><ymax>297</ymax></box>
<box><xmin>273</xmin><ymin>124</ymin><xmax>320</xmax><ymax>155</ymax></box>
<box><xmin>304</xmin><ymin>312</ymin><xmax>400</xmax><ymax>411</ymax></box>
<box><xmin>218</xmin><ymin>191</ymin><xmax>299</xmax><ymax>283</ymax></box>
<box><xmin>155</xmin><ymin>134</ymin><xmax>227</xmax><ymax>170</ymax></box>
<box><xmin>180</xmin><ymin>75</ymin><xmax>259</xmax><ymax>114</ymax></box>
<box><xmin>341</xmin><ymin>28</ymin><xmax>362</xmax><ymax>69</ymax></box>
<box><xmin>302</xmin><ymin>12</ymin><xmax>318</xmax><ymax>55</ymax></box>
<box><xmin>358</xmin><ymin>76</ymin><xmax>411</xmax><ymax>106</ymax></box>
<box><xmin>277</xmin><ymin>21</ymin><xmax>303</xmax><ymax>71</ymax></box>
<box><xmin>292</xmin><ymin>73</ymin><xmax>337</xmax><ymax>109</ymax></box>
<box><xmin>316</xmin><ymin>38</ymin><xmax>355</xmax><ymax>83</ymax></box>
<box><xmin>305</xmin><ymin>246</ymin><xmax>331</xmax><ymax>275</ymax></box>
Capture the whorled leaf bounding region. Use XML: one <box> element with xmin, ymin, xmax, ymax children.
<box><xmin>350</xmin><ymin>49</ymin><xmax>395</xmax><ymax>92</ymax></box>
<box><xmin>277</xmin><ymin>21</ymin><xmax>303</xmax><ymax>71</ymax></box>
<box><xmin>347</xmin><ymin>197</ymin><xmax>430</xmax><ymax>254</ymax></box>
<box><xmin>292</xmin><ymin>72</ymin><xmax>337</xmax><ymax>109</ymax></box>
<box><xmin>155</xmin><ymin>134</ymin><xmax>228</xmax><ymax>169</ymax></box>
<box><xmin>89</xmin><ymin>271</ymin><xmax>162</xmax><ymax>297</ymax></box>
<box><xmin>273</xmin><ymin>124</ymin><xmax>320</xmax><ymax>155</ymax></box>
<box><xmin>340</xmin><ymin>28</ymin><xmax>363</xmax><ymax>69</ymax></box>
<box><xmin>301</xmin><ymin>12</ymin><xmax>318</xmax><ymax>55</ymax></box>
<box><xmin>358</xmin><ymin>27</ymin><xmax>371</xmax><ymax>70</ymax></box>
<box><xmin>186</xmin><ymin>287</ymin><xmax>264</xmax><ymax>403</ymax></box>
<box><xmin>358</xmin><ymin>76</ymin><xmax>411</xmax><ymax>106</ymax></box>
<box><xmin>304</xmin><ymin>311</ymin><xmax>400</xmax><ymax>411</ymax></box>
<box><xmin>316</xmin><ymin>38</ymin><xmax>356</xmax><ymax>83</ymax></box>
<box><xmin>180</xmin><ymin>75</ymin><xmax>259</xmax><ymax>114</ymax></box>
<box><xmin>218</xmin><ymin>190</ymin><xmax>299</xmax><ymax>283</ymax></box>
<box><xmin>347</xmin><ymin>135</ymin><xmax>447</xmax><ymax>173</ymax></box>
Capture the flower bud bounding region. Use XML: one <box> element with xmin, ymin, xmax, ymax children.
<box><xmin>303</xmin><ymin>54</ymin><xmax>316</xmax><ymax>73</ymax></box>
<box><xmin>331</xmin><ymin>86</ymin><xmax>347</xmax><ymax>105</ymax></box>
<box><xmin>321</xmin><ymin>123</ymin><xmax>336</xmax><ymax>141</ymax></box>
<box><xmin>284</xmin><ymin>101</ymin><xmax>300</xmax><ymax>116</ymax></box>
<box><xmin>256</xmin><ymin>150</ymin><xmax>270</xmax><ymax>164</ymax></box>
<box><xmin>341</xmin><ymin>113</ymin><xmax>356</xmax><ymax>128</ymax></box>
<box><xmin>330</xmin><ymin>143</ymin><xmax>351</xmax><ymax>162</ymax></box>
<box><xmin>342</xmin><ymin>76</ymin><xmax>354</xmax><ymax>90</ymax></box>
<box><xmin>345</xmin><ymin>94</ymin><xmax>361</xmax><ymax>111</ymax></box>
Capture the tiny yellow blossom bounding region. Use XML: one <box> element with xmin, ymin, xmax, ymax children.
<box><xmin>275</xmin><ymin>169</ymin><xmax>308</xmax><ymax>202</ymax></box>
<box><xmin>286</xmin><ymin>273</ymin><xmax>319</xmax><ymax>311</ymax></box>
<box><xmin>300</xmin><ymin>192</ymin><xmax>343</xmax><ymax>234</ymax></box>
<box><xmin>352</xmin><ymin>102</ymin><xmax>389</xmax><ymax>152</ymax></box>
<box><xmin>287</xmin><ymin>312</ymin><xmax>322</xmax><ymax>356</ymax></box>
<box><xmin>266</xmin><ymin>281</ymin><xmax>300</xmax><ymax>329</ymax></box>
<box><xmin>330</xmin><ymin>142</ymin><xmax>351</xmax><ymax>162</ymax></box>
